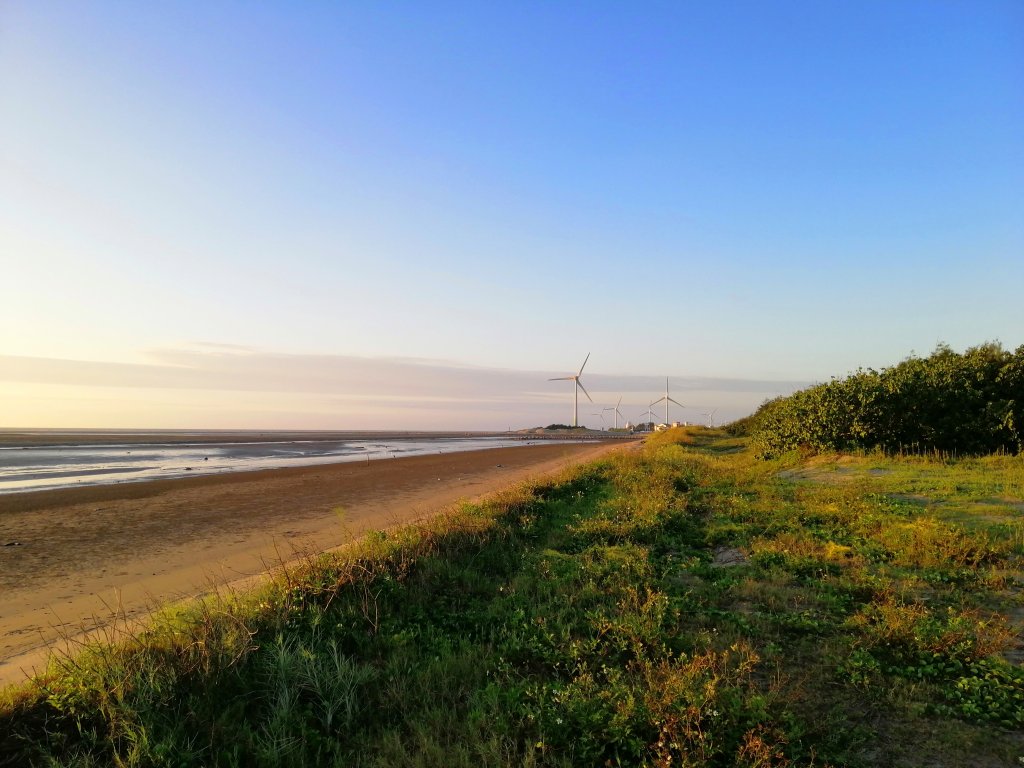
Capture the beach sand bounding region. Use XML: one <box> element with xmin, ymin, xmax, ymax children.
<box><xmin>0</xmin><ymin>441</ymin><xmax>625</xmax><ymax>688</ymax></box>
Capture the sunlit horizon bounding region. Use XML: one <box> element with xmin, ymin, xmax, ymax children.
<box><xmin>1</xmin><ymin>344</ymin><xmax>807</xmax><ymax>430</ymax></box>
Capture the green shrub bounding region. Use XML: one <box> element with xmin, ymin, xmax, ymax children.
<box><xmin>752</xmin><ymin>342</ymin><xmax>1024</xmax><ymax>458</ymax></box>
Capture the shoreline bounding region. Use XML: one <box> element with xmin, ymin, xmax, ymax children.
<box><xmin>0</xmin><ymin>436</ymin><xmax>571</xmax><ymax>497</ymax></box>
<box><xmin>0</xmin><ymin>429</ymin><xmax>508</xmax><ymax>449</ymax></box>
<box><xmin>0</xmin><ymin>439</ymin><xmax>631</xmax><ymax>688</ymax></box>
<box><xmin>0</xmin><ymin>429</ymin><xmax>629</xmax><ymax>450</ymax></box>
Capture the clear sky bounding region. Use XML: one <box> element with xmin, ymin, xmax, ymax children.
<box><xmin>2</xmin><ymin>1</ymin><xmax>1022</xmax><ymax>430</ymax></box>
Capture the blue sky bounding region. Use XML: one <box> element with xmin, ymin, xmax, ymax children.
<box><xmin>2</xmin><ymin>1</ymin><xmax>1022</xmax><ymax>429</ymax></box>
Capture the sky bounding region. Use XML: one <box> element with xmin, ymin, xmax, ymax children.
<box><xmin>2</xmin><ymin>1</ymin><xmax>1022</xmax><ymax>430</ymax></box>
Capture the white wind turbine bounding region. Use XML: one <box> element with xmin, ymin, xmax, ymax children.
<box><xmin>651</xmin><ymin>378</ymin><xmax>685</xmax><ymax>425</ymax></box>
<box><xmin>704</xmin><ymin>408</ymin><xmax>718</xmax><ymax>428</ymax></box>
<box><xmin>548</xmin><ymin>353</ymin><xmax>593</xmax><ymax>428</ymax></box>
<box><xmin>641</xmin><ymin>403</ymin><xmax>657</xmax><ymax>425</ymax></box>
<box><xmin>606</xmin><ymin>396</ymin><xmax>624</xmax><ymax>430</ymax></box>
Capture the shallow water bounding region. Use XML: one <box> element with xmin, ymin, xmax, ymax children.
<box><xmin>0</xmin><ymin>436</ymin><xmax>534</xmax><ymax>494</ymax></box>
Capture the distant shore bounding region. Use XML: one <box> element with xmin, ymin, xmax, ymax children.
<box><xmin>0</xmin><ymin>428</ymin><xmax>630</xmax><ymax>449</ymax></box>
<box><xmin>0</xmin><ymin>429</ymin><xmax>506</xmax><ymax>448</ymax></box>
<box><xmin>0</xmin><ymin>439</ymin><xmax>631</xmax><ymax>688</ymax></box>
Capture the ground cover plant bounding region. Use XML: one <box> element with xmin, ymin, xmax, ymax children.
<box><xmin>1</xmin><ymin>429</ymin><xmax>1021</xmax><ymax>766</ymax></box>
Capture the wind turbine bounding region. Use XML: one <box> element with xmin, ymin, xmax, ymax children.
<box><xmin>606</xmin><ymin>396</ymin><xmax>624</xmax><ymax>430</ymax></box>
<box><xmin>641</xmin><ymin>403</ymin><xmax>657</xmax><ymax>426</ymax></box>
<box><xmin>548</xmin><ymin>353</ymin><xmax>593</xmax><ymax>428</ymax></box>
<box><xmin>651</xmin><ymin>378</ymin><xmax>684</xmax><ymax>425</ymax></box>
<box><xmin>598</xmin><ymin>397</ymin><xmax>622</xmax><ymax>434</ymax></box>
<box><xmin>591</xmin><ymin>411</ymin><xmax>606</xmax><ymax>430</ymax></box>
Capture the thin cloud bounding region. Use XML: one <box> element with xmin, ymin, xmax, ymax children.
<box><xmin>0</xmin><ymin>348</ymin><xmax>807</xmax><ymax>426</ymax></box>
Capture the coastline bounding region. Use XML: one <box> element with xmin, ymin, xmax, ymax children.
<box><xmin>0</xmin><ymin>429</ymin><xmax>507</xmax><ymax>449</ymax></box>
<box><xmin>0</xmin><ymin>439</ymin><xmax>630</xmax><ymax>688</ymax></box>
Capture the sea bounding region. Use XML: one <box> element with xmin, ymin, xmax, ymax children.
<box><xmin>0</xmin><ymin>431</ymin><xmax>541</xmax><ymax>495</ymax></box>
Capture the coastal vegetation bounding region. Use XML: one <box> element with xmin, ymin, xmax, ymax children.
<box><xmin>748</xmin><ymin>342</ymin><xmax>1024</xmax><ymax>459</ymax></box>
<box><xmin>1</xmin><ymin>428</ymin><xmax>1021</xmax><ymax>766</ymax></box>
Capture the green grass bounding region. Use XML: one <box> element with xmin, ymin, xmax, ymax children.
<box><xmin>1</xmin><ymin>429</ymin><xmax>1022</xmax><ymax>767</ymax></box>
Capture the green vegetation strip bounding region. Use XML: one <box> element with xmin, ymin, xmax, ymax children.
<box><xmin>1</xmin><ymin>430</ymin><xmax>1022</xmax><ymax>767</ymax></box>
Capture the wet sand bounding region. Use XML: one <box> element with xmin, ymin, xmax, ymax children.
<box><xmin>0</xmin><ymin>441</ymin><xmax>626</xmax><ymax>688</ymax></box>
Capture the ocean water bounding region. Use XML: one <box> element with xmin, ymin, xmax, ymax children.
<box><xmin>0</xmin><ymin>435</ymin><xmax>535</xmax><ymax>495</ymax></box>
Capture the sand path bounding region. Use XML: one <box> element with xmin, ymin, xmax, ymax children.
<box><xmin>0</xmin><ymin>441</ymin><xmax>625</xmax><ymax>688</ymax></box>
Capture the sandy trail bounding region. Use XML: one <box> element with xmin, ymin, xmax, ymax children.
<box><xmin>0</xmin><ymin>441</ymin><xmax>625</xmax><ymax>688</ymax></box>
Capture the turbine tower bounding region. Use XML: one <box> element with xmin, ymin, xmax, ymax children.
<box><xmin>651</xmin><ymin>378</ymin><xmax>684</xmax><ymax>425</ymax></box>
<box><xmin>548</xmin><ymin>353</ymin><xmax>593</xmax><ymax>428</ymax></box>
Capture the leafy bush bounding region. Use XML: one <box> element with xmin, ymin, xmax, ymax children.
<box><xmin>751</xmin><ymin>342</ymin><xmax>1024</xmax><ymax>458</ymax></box>
<box><xmin>723</xmin><ymin>414</ymin><xmax>758</xmax><ymax>437</ymax></box>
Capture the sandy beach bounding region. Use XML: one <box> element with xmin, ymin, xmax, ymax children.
<box><xmin>0</xmin><ymin>440</ymin><xmax>625</xmax><ymax>688</ymax></box>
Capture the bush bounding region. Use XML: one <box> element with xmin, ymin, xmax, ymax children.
<box><xmin>751</xmin><ymin>342</ymin><xmax>1024</xmax><ymax>458</ymax></box>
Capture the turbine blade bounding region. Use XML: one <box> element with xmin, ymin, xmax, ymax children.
<box><xmin>651</xmin><ymin>396</ymin><xmax>666</xmax><ymax>405</ymax></box>
<box><xmin>616</xmin><ymin>395</ymin><xmax>623</xmax><ymax>407</ymax></box>
<box><xmin>668</xmin><ymin>397</ymin><xmax>685</xmax><ymax>407</ymax></box>
<box><xmin>548</xmin><ymin>376</ymin><xmax>573</xmax><ymax>381</ymax></box>
<box><xmin>577</xmin><ymin>352</ymin><xmax>591</xmax><ymax>376</ymax></box>
<box><xmin>577</xmin><ymin>380</ymin><xmax>594</xmax><ymax>402</ymax></box>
